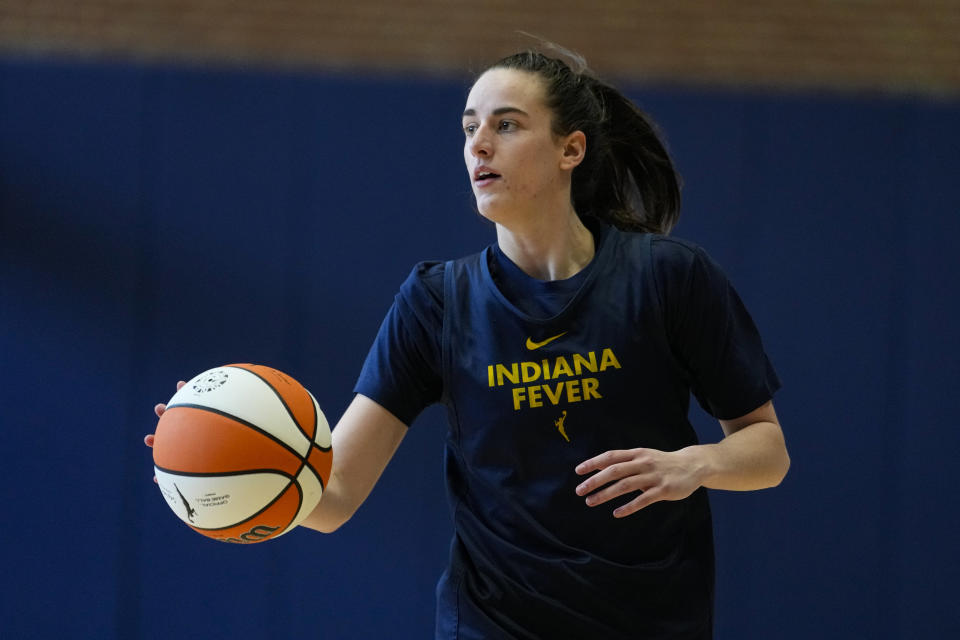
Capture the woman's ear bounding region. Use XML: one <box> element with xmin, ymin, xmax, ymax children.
<box><xmin>559</xmin><ymin>130</ymin><xmax>587</xmax><ymax>170</ymax></box>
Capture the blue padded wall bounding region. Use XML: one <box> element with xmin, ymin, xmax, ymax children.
<box><xmin>1</xmin><ymin>58</ymin><xmax>957</xmax><ymax>638</ymax></box>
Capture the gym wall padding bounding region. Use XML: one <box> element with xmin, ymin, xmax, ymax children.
<box><xmin>1</xmin><ymin>58</ymin><xmax>958</xmax><ymax>638</ymax></box>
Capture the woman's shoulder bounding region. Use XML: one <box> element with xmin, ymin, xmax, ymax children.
<box><xmin>396</xmin><ymin>249</ymin><xmax>488</xmax><ymax>331</ymax></box>
<box><xmin>608</xmin><ymin>230</ymin><xmax>727</xmax><ymax>304</ymax></box>
<box><xmin>400</xmin><ymin>248</ymin><xmax>490</xmax><ymax>300</ymax></box>
<box><xmin>402</xmin><ymin>260</ymin><xmax>446</xmax><ymax>291</ymax></box>
<box><xmin>397</xmin><ymin>261</ymin><xmax>446</xmax><ymax>319</ymax></box>
<box><xmin>647</xmin><ymin>233</ymin><xmax>703</xmax><ymax>261</ymax></box>
<box><xmin>608</xmin><ymin>227</ymin><xmax>706</xmax><ymax>272</ymax></box>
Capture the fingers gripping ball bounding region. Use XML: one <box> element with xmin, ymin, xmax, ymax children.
<box><xmin>153</xmin><ymin>364</ymin><xmax>332</xmax><ymax>543</ymax></box>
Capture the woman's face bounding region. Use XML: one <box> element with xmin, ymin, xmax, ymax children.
<box><xmin>462</xmin><ymin>68</ymin><xmax>576</xmax><ymax>224</ymax></box>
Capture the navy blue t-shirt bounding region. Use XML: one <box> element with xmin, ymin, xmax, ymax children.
<box><xmin>355</xmin><ymin>224</ymin><xmax>780</xmax><ymax>639</ymax></box>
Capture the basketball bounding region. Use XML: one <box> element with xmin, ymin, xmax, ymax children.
<box><xmin>153</xmin><ymin>364</ymin><xmax>332</xmax><ymax>543</ymax></box>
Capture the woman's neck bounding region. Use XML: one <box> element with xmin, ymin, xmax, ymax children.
<box><xmin>495</xmin><ymin>209</ymin><xmax>595</xmax><ymax>281</ymax></box>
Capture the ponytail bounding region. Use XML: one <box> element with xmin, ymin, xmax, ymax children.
<box><xmin>489</xmin><ymin>51</ymin><xmax>681</xmax><ymax>234</ymax></box>
<box><xmin>581</xmin><ymin>79</ymin><xmax>681</xmax><ymax>234</ymax></box>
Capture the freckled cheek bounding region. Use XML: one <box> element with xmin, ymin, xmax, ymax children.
<box><xmin>513</xmin><ymin>172</ymin><xmax>551</xmax><ymax>199</ymax></box>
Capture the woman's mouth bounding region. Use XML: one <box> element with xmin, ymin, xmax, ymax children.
<box><xmin>474</xmin><ymin>169</ymin><xmax>501</xmax><ymax>187</ymax></box>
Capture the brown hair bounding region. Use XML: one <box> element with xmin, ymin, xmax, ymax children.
<box><xmin>486</xmin><ymin>50</ymin><xmax>682</xmax><ymax>234</ymax></box>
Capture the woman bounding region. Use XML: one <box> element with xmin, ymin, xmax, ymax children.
<box><xmin>153</xmin><ymin>50</ymin><xmax>789</xmax><ymax>639</ymax></box>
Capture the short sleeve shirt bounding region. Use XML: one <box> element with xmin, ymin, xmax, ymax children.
<box><xmin>354</xmin><ymin>224</ymin><xmax>780</xmax><ymax>639</ymax></box>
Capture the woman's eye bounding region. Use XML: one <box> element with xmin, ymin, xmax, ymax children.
<box><xmin>463</xmin><ymin>123</ymin><xmax>477</xmax><ymax>135</ymax></box>
<box><xmin>499</xmin><ymin>120</ymin><xmax>516</xmax><ymax>131</ymax></box>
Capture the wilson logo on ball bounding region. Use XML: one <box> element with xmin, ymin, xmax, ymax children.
<box><xmin>222</xmin><ymin>525</ymin><xmax>281</xmax><ymax>544</ymax></box>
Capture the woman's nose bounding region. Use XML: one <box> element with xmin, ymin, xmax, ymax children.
<box><xmin>468</xmin><ymin>126</ymin><xmax>492</xmax><ymax>157</ymax></box>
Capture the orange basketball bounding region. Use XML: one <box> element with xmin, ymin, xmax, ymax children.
<box><xmin>153</xmin><ymin>364</ymin><xmax>332</xmax><ymax>543</ymax></box>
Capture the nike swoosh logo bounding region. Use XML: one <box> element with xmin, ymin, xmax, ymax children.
<box><xmin>526</xmin><ymin>332</ymin><xmax>568</xmax><ymax>350</ymax></box>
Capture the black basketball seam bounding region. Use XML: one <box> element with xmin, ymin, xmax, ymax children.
<box><xmin>155</xmin><ymin>469</ymin><xmax>292</xmax><ymax>531</ymax></box>
<box><xmin>293</xmin><ymin>447</ymin><xmax>326</xmax><ymax>492</ymax></box>
<box><xmin>183</xmin><ymin>478</ymin><xmax>301</xmax><ymax>533</ymax></box>
<box><xmin>163</xmin><ymin>402</ymin><xmax>308</xmax><ymax>463</ymax></box>
<box><xmin>156</xmin><ymin>433</ymin><xmax>325</xmax><ymax>526</ymax></box>
<box><xmin>156</xmin><ymin>467</ymin><xmax>312</xmax><ymax>536</ymax></box>
<box><xmin>155</xmin><ymin>468</ymin><xmax>298</xmax><ymax>532</ymax></box>
<box><xmin>308</xmin><ymin>389</ymin><xmax>318</xmax><ymax>443</ymax></box>
<box><xmin>221</xmin><ymin>370</ymin><xmax>330</xmax><ymax>492</ymax></box>
<box><xmin>227</xmin><ymin>365</ymin><xmax>314</xmax><ymax>444</ymax></box>
<box><xmin>291</xmin><ymin>478</ymin><xmax>304</xmax><ymax>534</ymax></box>
<box><xmin>154</xmin><ymin>465</ymin><xmax>294</xmax><ymax>480</ymax></box>
<box><xmin>309</xmin><ymin>392</ymin><xmax>332</xmax><ymax>452</ymax></box>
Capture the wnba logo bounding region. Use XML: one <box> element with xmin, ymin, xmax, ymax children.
<box><xmin>222</xmin><ymin>525</ymin><xmax>280</xmax><ymax>544</ymax></box>
<box><xmin>191</xmin><ymin>370</ymin><xmax>229</xmax><ymax>393</ymax></box>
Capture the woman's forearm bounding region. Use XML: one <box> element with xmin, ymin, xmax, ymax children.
<box><xmin>690</xmin><ymin>420</ymin><xmax>790</xmax><ymax>491</ymax></box>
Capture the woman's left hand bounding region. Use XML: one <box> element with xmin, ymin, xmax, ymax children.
<box><xmin>574</xmin><ymin>447</ymin><xmax>705</xmax><ymax>518</ymax></box>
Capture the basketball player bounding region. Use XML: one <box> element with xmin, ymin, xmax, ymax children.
<box><xmin>150</xmin><ymin>49</ymin><xmax>789</xmax><ymax>639</ymax></box>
